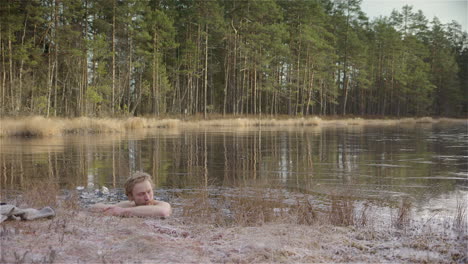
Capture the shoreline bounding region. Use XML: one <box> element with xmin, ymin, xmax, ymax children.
<box><xmin>1</xmin><ymin>195</ymin><xmax>467</xmax><ymax>263</ymax></box>
<box><xmin>1</xmin><ymin>115</ymin><xmax>466</xmax><ymax>138</ymax></box>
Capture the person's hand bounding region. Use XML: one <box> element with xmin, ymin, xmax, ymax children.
<box><xmin>103</xmin><ymin>206</ymin><xmax>129</xmax><ymax>216</ymax></box>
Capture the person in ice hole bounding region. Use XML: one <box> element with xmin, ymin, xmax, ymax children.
<box><xmin>92</xmin><ymin>171</ymin><xmax>171</xmax><ymax>218</ymax></box>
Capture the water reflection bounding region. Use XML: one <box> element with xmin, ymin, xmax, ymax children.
<box><xmin>0</xmin><ymin>137</ymin><xmax>65</xmax><ymax>154</ymax></box>
<box><xmin>1</xmin><ymin>123</ymin><xmax>467</xmax><ymax>210</ymax></box>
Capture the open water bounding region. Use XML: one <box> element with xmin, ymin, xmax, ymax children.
<box><xmin>1</xmin><ymin>122</ymin><xmax>467</xmax><ymax>217</ymax></box>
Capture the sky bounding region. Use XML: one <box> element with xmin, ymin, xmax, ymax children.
<box><xmin>360</xmin><ymin>0</ymin><xmax>467</xmax><ymax>31</ymax></box>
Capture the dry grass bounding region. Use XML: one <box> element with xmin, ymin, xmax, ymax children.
<box><xmin>62</xmin><ymin>117</ymin><xmax>124</xmax><ymax>134</ymax></box>
<box><xmin>356</xmin><ymin>202</ymin><xmax>371</xmax><ymax>227</ymax></box>
<box><xmin>454</xmin><ymin>197</ymin><xmax>467</xmax><ymax>232</ymax></box>
<box><xmin>0</xmin><ymin>116</ymin><xmax>64</xmax><ymax>137</ymax></box>
<box><xmin>17</xmin><ymin>179</ymin><xmax>60</xmax><ymax>208</ymax></box>
<box><xmin>291</xmin><ymin>197</ymin><xmax>318</xmax><ymax>225</ymax></box>
<box><xmin>180</xmin><ymin>190</ymin><xmax>223</xmax><ymax>225</ymax></box>
<box><xmin>328</xmin><ymin>195</ymin><xmax>356</xmax><ymax>226</ymax></box>
<box><xmin>1</xmin><ymin>187</ymin><xmax>467</xmax><ymax>263</ymax></box>
<box><xmin>1</xmin><ymin>116</ymin><xmax>465</xmax><ymax>138</ymax></box>
<box><xmin>392</xmin><ymin>198</ymin><xmax>412</xmax><ymax>229</ymax></box>
<box><xmin>123</xmin><ymin>117</ymin><xmax>182</xmax><ymax>130</ymax></box>
<box><xmin>123</xmin><ymin>117</ymin><xmax>147</xmax><ymax>130</ymax></box>
<box><xmin>179</xmin><ymin>188</ymin><xmax>290</xmax><ymax>227</ymax></box>
<box><xmin>416</xmin><ymin>117</ymin><xmax>437</xmax><ymax>123</ymax></box>
<box><xmin>8</xmin><ymin>246</ymin><xmax>57</xmax><ymax>264</ymax></box>
<box><xmin>229</xmin><ymin>193</ymin><xmax>287</xmax><ymax>226</ymax></box>
<box><xmin>178</xmin><ymin>188</ymin><xmax>375</xmax><ymax>229</ymax></box>
<box><xmin>147</xmin><ymin>118</ymin><xmax>181</xmax><ymax>128</ymax></box>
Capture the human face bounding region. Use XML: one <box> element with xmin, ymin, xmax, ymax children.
<box><xmin>129</xmin><ymin>180</ymin><xmax>154</xmax><ymax>206</ymax></box>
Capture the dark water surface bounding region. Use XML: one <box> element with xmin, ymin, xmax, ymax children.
<box><xmin>1</xmin><ymin>122</ymin><xmax>467</xmax><ymax>214</ymax></box>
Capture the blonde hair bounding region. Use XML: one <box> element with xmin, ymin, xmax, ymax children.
<box><xmin>124</xmin><ymin>171</ymin><xmax>154</xmax><ymax>197</ymax></box>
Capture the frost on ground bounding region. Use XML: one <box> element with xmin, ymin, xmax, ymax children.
<box><xmin>1</xmin><ymin>204</ymin><xmax>467</xmax><ymax>264</ymax></box>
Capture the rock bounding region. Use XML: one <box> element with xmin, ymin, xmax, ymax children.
<box><xmin>101</xmin><ymin>186</ymin><xmax>110</xmax><ymax>195</ymax></box>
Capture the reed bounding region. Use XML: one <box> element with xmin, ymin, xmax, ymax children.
<box><xmin>454</xmin><ymin>196</ymin><xmax>467</xmax><ymax>232</ymax></box>
<box><xmin>64</xmin><ymin>117</ymin><xmax>124</xmax><ymax>134</ymax></box>
<box><xmin>19</xmin><ymin>178</ymin><xmax>60</xmax><ymax>208</ymax></box>
<box><xmin>292</xmin><ymin>197</ymin><xmax>317</xmax><ymax>225</ymax></box>
<box><xmin>229</xmin><ymin>192</ymin><xmax>287</xmax><ymax>226</ymax></box>
<box><xmin>355</xmin><ymin>202</ymin><xmax>371</xmax><ymax>227</ymax></box>
<box><xmin>399</xmin><ymin>118</ymin><xmax>418</xmax><ymax>124</ymax></box>
<box><xmin>1</xmin><ymin>116</ymin><xmax>466</xmax><ymax>138</ymax></box>
<box><xmin>0</xmin><ymin>116</ymin><xmax>64</xmax><ymax>137</ymax></box>
<box><xmin>178</xmin><ymin>186</ymin><xmax>301</xmax><ymax>227</ymax></box>
<box><xmin>179</xmin><ymin>190</ymin><xmax>229</xmax><ymax>226</ymax></box>
<box><xmin>327</xmin><ymin>195</ymin><xmax>355</xmax><ymax>226</ymax></box>
<box><xmin>392</xmin><ymin>198</ymin><xmax>412</xmax><ymax>229</ymax></box>
<box><xmin>150</xmin><ymin>118</ymin><xmax>181</xmax><ymax>128</ymax></box>
<box><xmin>415</xmin><ymin>117</ymin><xmax>436</xmax><ymax>123</ymax></box>
<box><xmin>177</xmin><ymin>186</ymin><xmax>375</xmax><ymax>228</ymax></box>
<box><xmin>303</xmin><ymin>116</ymin><xmax>323</xmax><ymax>126</ymax></box>
<box><xmin>123</xmin><ymin>117</ymin><xmax>147</xmax><ymax>130</ymax></box>
<box><xmin>438</xmin><ymin>117</ymin><xmax>468</xmax><ymax>124</ymax></box>
<box><xmin>346</xmin><ymin>117</ymin><xmax>365</xmax><ymax>125</ymax></box>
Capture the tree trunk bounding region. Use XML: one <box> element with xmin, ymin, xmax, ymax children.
<box><xmin>53</xmin><ymin>0</ymin><xmax>59</xmax><ymax>116</ymax></box>
<box><xmin>305</xmin><ymin>71</ymin><xmax>315</xmax><ymax>115</ymax></box>
<box><xmin>320</xmin><ymin>79</ymin><xmax>324</xmax><ymax>115</ymax></box>
<box><xmin>153</xmin><ymin>31</ymin><xmax>158</xmax><ymax>115</ymax></box>
<box><xmin>240</xmin><ymin>52</ymin><xmax>247</xmax><ymax>115</ymax></box>
<box><xmin>204</xmin><ymin>24</ymin><xmax>208</xmax><ymax>119</ymax></box>
<box><xmin>233</xmin><ymin>34</ymin><xmax>238</xmax><ymax>115</ymax></box>
<box><xmin>8</xmin><ymin>28</ymin><xmax>14</xmax><ymax>113</ymax></box>
<box><xmin>342</xmin><ymin>7</ymin><xmax>350</xmax><ymax>116</ymax></box>
<box><xmin>223</xmin><ymin>45</ymin><xmax>229</xmax><ymax>116</ymax></box>
<box><xmin>258</xmin><ymin>50</ymin><xmax>262</xmax><ymax>116</ymax></box>
<box><xmin>1</xmin><ymin>24</ymin><xmax>5</xmax><ymax>115</ymax></box>
<box><xmin>46</xmin><ymin>48</ymin><xmax>53</xmax><ymax>117</ymax></box>
<box><xmin>253</xmin><ymin>67</ymin><xmax>257</xmax><ymax>115</ymax></box>
<box><xmin>127</xmin><ymin>31</ymin><xmax>132</xmax><ymax>114</ymax></box>
<box><xmin>82</xmin><ymin>0</ymin><xmax>89</xmax><ymax>116</ymax></box>
<box><xmin>112</xmin><ymin>0</ymin><xmax>116</xmax><ymax>115</ymax></box>
<box><xmin>18</xmin><ymin>11</ymin><xmax>29</xmax><ymax>113</ymax></box>
<box><xmin>295</xmin><ymin>41</ymin><xmax>301</xmax><ymax>116</ymax></box>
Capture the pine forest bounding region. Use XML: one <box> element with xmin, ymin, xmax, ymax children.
<box><xmin>1</xmin><ymin>0</ymin><xmax>467</xmax><ymax>118</ymax></box>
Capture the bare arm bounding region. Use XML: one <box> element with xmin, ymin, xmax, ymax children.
<box><xmin>89</xmin><ymin>203</ymin><xmax>114</xmax><ymax>212</ymax></box>
<box><xmin>89</xmin><ymin>201</ymin><xmax>134</xmax><ymax>212</ymax></box>
<box><xmin>94</xmin><ymin>200</ymin><xmax>172</xmax><ymax>218</ymax></box>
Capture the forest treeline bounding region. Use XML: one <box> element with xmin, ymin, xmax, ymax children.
<box><xmin>1</xmin><ymin>0</ymin><xmax>467</xmax><ymax>118</ymax></box>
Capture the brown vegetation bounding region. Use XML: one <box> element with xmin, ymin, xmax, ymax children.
<box><xmin>1</xmin><ymin>116</ymin><xmax>465</xmax><ymax>138</ymax></box>
<box><xmin>328</xmin><ymin>194</ymin><xmax>356</xmax><ymax>226</ymax></box>
<box><xmin>17</xmin><ymin>179</ymin><xmax>60</xmax><ymax>209</ymax></box>
<box><xmin>393</xmin><ymin>197</ymin><xmax>413</xmax><ymax>230</ymax></box>
<box><xmin>1</xmin><ymin>182</ymin><xmax>467</xmax><ymax>263</ymax></box>
<box><xmin>454</xmin><ymin>197</ymin><xmax>468</xmax><ymax>232</ymax></box>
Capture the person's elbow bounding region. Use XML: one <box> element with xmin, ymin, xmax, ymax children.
<box><xmin>157</xmin><ymin>202</ymin><xmax>172</xmax><ymax>218</ymax></box>
<box><xmin>160</xmin><ymin>208</ymin><xmax>171</xmax><ymax>218</ymax></box>
<box><xmin>162</xmin><ymin>205</ymin><xmax>172</xmax><ymax>218</ymax></box>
